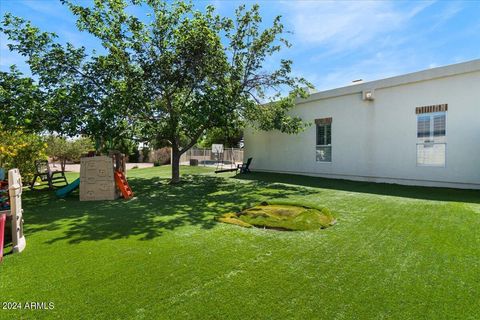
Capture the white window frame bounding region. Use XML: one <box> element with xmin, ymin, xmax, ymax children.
<box><xmin>416</xmin><ymin>111</ymin><xmax>447</xmax><ymax>167</ymax></box>
<box><xmin>316</xmin><ymin>121</ymin><xmax>332</xmax><ymax>163</ymax></box>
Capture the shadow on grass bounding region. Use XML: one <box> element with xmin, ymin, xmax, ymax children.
<box><xmin>21</xmin><ymin>174</ymin><xmax>317</xmax><ymax>244</ymax></box>
<box><xmin>234</xmin><ymin>171</ymin><xmax>480</xmax><ymax>204</ymax></box>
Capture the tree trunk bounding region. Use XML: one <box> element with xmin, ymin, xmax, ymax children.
<box><xmin>169</xmin><ymin>127</ymin><xmax>204</xmax><ymax>183</ymax></box>
<box><xmin>171</xmin><ymin>146</ymin><xmax>181</xmax><ymax>184</ymax></box>
<box><xmin>61</xmin><ymin>158</ymin><xmax>66</xmax><ymax>172</ymax></box>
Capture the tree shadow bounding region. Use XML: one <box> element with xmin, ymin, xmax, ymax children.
<box><xmin>21</xmin><ymin>174</ymin><xmax>317</xmax><ymax>244</ymax></box>
<box><xmin>234</xmin><ymin>172</ymin><xmax>480</xmax><ymax>204</ymax></box>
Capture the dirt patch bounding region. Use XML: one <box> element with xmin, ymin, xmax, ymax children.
<box><xmin>217</xmin><ymin>202</ymin><xmax>336</xmax><ymax>231</ymax></box>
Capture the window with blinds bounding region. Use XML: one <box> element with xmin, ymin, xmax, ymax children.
<box><xmin>315</xmin><ymin>118</ymin><xmax>332</xmax><ymax>162</ymax></box>
<box><xmin>416</xmin><ymin>110</ymin><xmax>446</xmax><ymax>167</ymax></box>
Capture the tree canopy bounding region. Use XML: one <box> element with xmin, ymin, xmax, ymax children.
<box><xmin>1</xmin><ymin>0</ymin><xmax>312</xmax><ymax>182</ymax></box>
<box><xmin>0</xmin><ymin>66</ymin><xmax>45</xmax><ymax>132</ymax></box>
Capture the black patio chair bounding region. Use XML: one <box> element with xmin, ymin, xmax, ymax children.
<box><xmin>30</xmin><ymin>160</ymin><xmax>68</xmax><ymax>190</ymax></box>
<box><xmin>237</xmin><ymin>157</ymin><xmax>252</xmax><ymax>174</ymax></box>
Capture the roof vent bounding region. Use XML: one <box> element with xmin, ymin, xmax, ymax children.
<box><xmin>352</xmin><ymin>79</ymin><xmax>364</xmax><ymax>84</ymax></box>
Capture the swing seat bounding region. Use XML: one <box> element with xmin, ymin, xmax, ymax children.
<box><xmin>215</xmin><ymin>168</ymin><xmax>237</xmax><ymax>173</ymax></box>
<box><xmin>215</xmin><ymin>158</ymin><xmax>252</xmax><ymax>174</ymax></box>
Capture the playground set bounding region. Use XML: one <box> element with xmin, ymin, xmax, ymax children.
<box><xmin>30</xmin><ymin>160</ymin><xmax>68</xmax><ymax>190</ymax></box>
<box><xmin>1</xmin><ymin>152</ymin><xmax>133</xmax><ymax>262</ymax></box>
<box><xmin>55</xmin><ymin>151</ymin><xmax>133</xmax><ymax>201</ymax></box>
<box><xmin>0</xmin><ymin>168</ymin><xmax>27</xmax><ymax>263</ymax></box>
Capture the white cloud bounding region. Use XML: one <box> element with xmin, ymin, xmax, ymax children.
<box><xmin>427</xmin><ymin>1</ymin><xmax>464</xmax><ymax>30</ymax></box>
<box><xmin>436</xmin><ymin>2</ymin><xmax>463</xmax><ymax>21</ymax></box>
<box><xmin>297</xmin><ymin>48</ymin><xmax>434</xmax><ymax>91</ymax></box>
<box><xmin>280</xmin><ymin>0</ymin><xmax>460</xmax><ymax>91</ymax></box>
<box><xmin>284</xmin><ymin>0</ymin><xmax>434</xmax><ymax>52</ymax></box>
<box><xmin>20</xmin><ymin>0</ymin><xmax>72</xmax><ymax>21</ymax></box>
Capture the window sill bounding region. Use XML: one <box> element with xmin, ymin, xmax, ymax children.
<box><xmin>416</xmin><ymin>164</ymin><xmax>446</xmax><ymax>168</ymax></box>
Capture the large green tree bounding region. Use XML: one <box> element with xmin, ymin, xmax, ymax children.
<box><xmin>1</xmin><ymin>0</ymin><xmax>312</xmax><ymax>182</ymax></box>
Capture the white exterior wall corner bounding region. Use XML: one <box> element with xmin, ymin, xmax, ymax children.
<box><xmin>244</xmin><ymin>59</ymin><xmax>480</xmax><ymax>190</ymax></box>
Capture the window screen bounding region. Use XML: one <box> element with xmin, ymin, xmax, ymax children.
<box><xmin>417</xmin><ymin>143</ymin><xmax>446</xmax><ymax>166</ymax></box>
<box><xmin>315</xmin><ymin>118</ymin><xmax>332</xmax><ymax>162</ymax></box>
<box><xmin>417</xmin><ymin>116</ymin><xmax>431</xmax><ymax>138</ymax></box>
<box><xmin>316</xmin><ymin>125</ymin><xmax>331</xmax><ymax>145</ymax></box>
<box><xmin>433</xmin><ymin>114</ymin><xmax>446</xmax><ymax>137</ymax></box>
<box><xmin>416</xmin><ymin>111</ymin><xmax>446</xmax><ymax>167</ymax></box>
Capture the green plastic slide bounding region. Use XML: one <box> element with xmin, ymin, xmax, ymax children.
<box><xmin>55</xmin><ymin>178</ymin><xmax>80</xmax><ymax>198</ymax></box>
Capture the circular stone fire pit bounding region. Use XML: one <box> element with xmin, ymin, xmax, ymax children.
<box><xmin>217</xmin><ymin>202</ymin><xmax>336</xmax><ymax>231</ymax></box>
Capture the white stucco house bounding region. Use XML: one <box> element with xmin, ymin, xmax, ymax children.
<box><xmin>245</xmin><ymin>59</ymin><xmax>480</xmax><ymax>189</ymax></box>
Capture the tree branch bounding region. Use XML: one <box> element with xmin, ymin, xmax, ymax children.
<box><xmin>179</xmin><ymin>126</ymin><xmax>205</xmax><ymax>155</ymax></box>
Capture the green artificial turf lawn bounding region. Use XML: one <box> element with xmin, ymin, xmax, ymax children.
<box><xmin>218</xmin><ymin>203</ymin><xmax>335</xmax><ymax>231</ymax></box>
<box><xmin>1</xmin><ymin>165</ymin><xmax>480</xmax><ymax>319</ymax></box>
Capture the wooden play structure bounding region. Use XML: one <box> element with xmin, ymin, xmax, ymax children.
<box><xmin>0</xmin><ymin>168</ymin><xmax>26</xmax><ymax>262</ymax></box>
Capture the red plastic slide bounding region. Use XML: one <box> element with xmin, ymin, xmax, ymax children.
<box><xmin>0</xmin><ymin>213</ymin><xmax>6</xmax><ymax>262</ymax></box>
<box><xmin>114</xmin><ymin>171</ymin><xmax>134</xmax><ymax>200</ymax></box>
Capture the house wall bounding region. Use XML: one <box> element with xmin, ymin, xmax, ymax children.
<box><xmin>245</xmin><ymin>69</ymin><xmax>480</xmax><ymax>189</ymax></box>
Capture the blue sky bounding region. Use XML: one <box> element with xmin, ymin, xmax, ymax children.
<box><xmin>1</xmin><ymin>0</ymin><xmax>479</xmax><ymax>91</ymax></box>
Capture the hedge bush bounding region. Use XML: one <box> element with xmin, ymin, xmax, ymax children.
<box><xmin>0</xmin><ymin>126</ymin><xmax>47</xmax><ymax>182</ymax></box>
